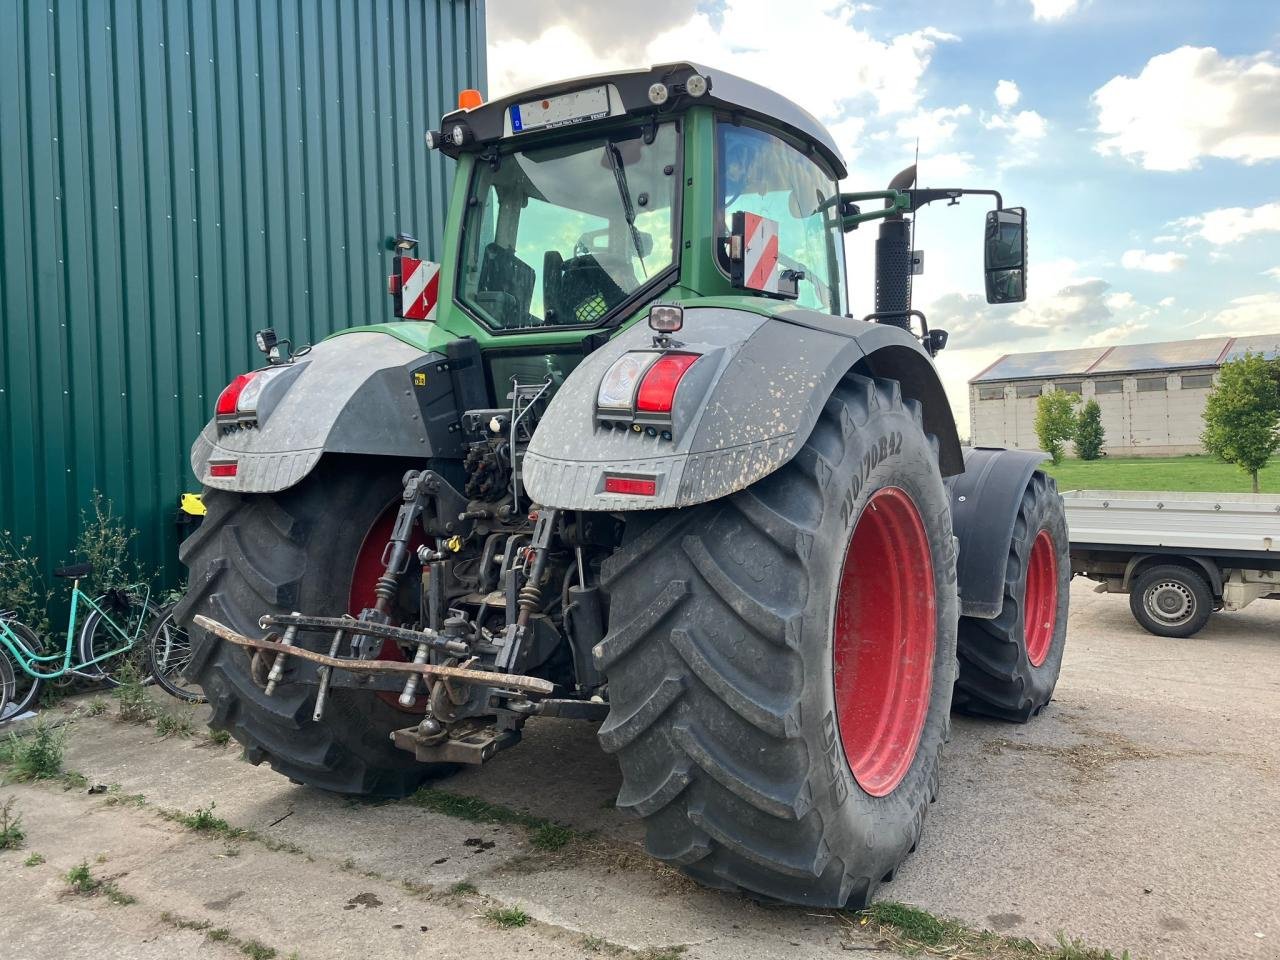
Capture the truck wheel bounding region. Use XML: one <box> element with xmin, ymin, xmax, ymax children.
<box><xmin>1129</xmin><ymin>564</ymin><xmax>1213</xmax><ymax>638</ymax></box>
<box><xmin>597</xmin><ymin>374</ymin><xmax>958</xmax><ymax>908</ymax></box>
<box><xmin>953</xmin><ymin>472</ymin><xmax>1069</xmax><ymax>723</ymax></box>
<box><xmin>176</xmin><ymin>457</ymin><xmax>448</xmax><ymax>797</ymax></box>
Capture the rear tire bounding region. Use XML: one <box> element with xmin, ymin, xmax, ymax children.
<box><xmin>0</xmin><ymin>622</ymin><xmax>45</xmax><ymax>720</ymax></box>
<box><xmin>598</xmin><ymin>374</ymin><xmax>958</xmax><ymax>907</ymax></box>
<box><xmin>1129</xmin><ymin>564</ymin><xmax>1213</xmax><ymax>638</ymax></box>
<box><xmin>953</xmin><ymin>471</ymin><xmax>1069</xmax><ymax>722</ymax></box>
<box><xmin>176</xmin><ymin>457</ymin><xmax>449</xmax><ymax>797</ymax></box>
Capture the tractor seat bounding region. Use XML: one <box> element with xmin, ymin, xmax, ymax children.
<box><xmin>54</xmin><ymin>562</ymin><xmax>93</xmax><ymax>580</ymax></box>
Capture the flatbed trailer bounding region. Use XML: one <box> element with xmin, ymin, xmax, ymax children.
<box><xmin>1065</xmin><ymin>489</ymin><xmax>1280</xmax><ymax>637</ymax></box>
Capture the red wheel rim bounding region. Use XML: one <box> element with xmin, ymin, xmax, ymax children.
<box><xmin>832</xmin><ymin>486</ymin><xmax>936</xmax><ymax>798</ymax></box>
<box><xmin>1024</xmin><ymin>529</ymin><xmax>1058</xmax><ymax>667</ymax></box>
<box><xmin>349</xmin><ymin>502</ymin><xmax>430</xmax><ymax>713</ymax></box>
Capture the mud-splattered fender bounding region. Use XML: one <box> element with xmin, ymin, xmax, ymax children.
<box><xmin>522</xmin><ymin>305</ymin><xmax>962</xmax><ymax>511</ymax></box>
<box><xmin>190</xmin><ymin>331</ymin><xmax>460</xmax><ymax>493</ymax></box>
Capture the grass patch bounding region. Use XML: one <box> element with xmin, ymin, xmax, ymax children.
<box><xmin>486</xmin><ymin>905</ymin><xmax>531</xmax><ymax>928</ymax></box>
<box><xmin>178</xmin><ymin>802</ymin><xmax>231</xmax><ymax>833</ymax></box>
<box><xmin>448</xmin><ymin>880</ymin><xmax>477</xmax><ymax>896</ymax></box>
<box><xmin>159</xmin><ymin>912</ymin><xmax>276</xmax><ymax>958</ymax></box>
<box><xmin>24</xmin><ymin>851</ymin><xmax>44</xmax><ymax>866</ymax></box>
<box><xmin>104</xmin><ymin>784</ymin><xmax>147</xmax><ymax>808</ymax></box>
<box><xmin>1044</xmin><ymin>454</ymin><xmax>1280</xmax><ymax>494</ymax></box>
<box><xmin>206</xmin><ymin>728</ymin><xmax>232</xmax><ymax>746</ymax></box>
<box><xmin>155</xmin><ymin>711</ymin><xmax>195</xmax><ymax>738</ymax></box>
<box><xmin>86</xmin><ymin>697</ymin><xmax>108</xmax><ymax>717</ymax></box>
<box><xmin>408</xmin><ymin>788</ymin><xmax>586</xmax><ymax>853</ymax></box>
<box><xmin>63</xmin><ymin>859</ymin><xmax>136</xmax><ymax>904</ymax></box>
<box><xmin>0</xmin><ymin>796</ymin><xmax>24</xmax><ymax>850</ymax></box>
<box><xmin>857</xmin><ymin>901</ymin><xmax>1130</xmax><ymax>960</ymax></box>
<box><xmin>0</xmin><ymin>722</ymin><xmax>66</xmax><ymax>782</ymax></box>
<box><xmin>113</xmin><ymin>661</ymin><xmax>159</xmax><ymax>723</ymax></box>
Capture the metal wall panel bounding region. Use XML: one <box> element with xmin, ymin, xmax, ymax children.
<box><xmin>0</xmin><ymin>0</ymin><xmax>486</xmax><ymax>585</ymax></box>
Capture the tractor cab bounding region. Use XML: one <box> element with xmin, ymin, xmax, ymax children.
<box><xmin>417</xmin><ymin>63</ymin><xmax>855</xmax><ymax>347</ymax></box>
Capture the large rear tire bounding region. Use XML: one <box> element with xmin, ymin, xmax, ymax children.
<box><xmin>598</xmin><ymin>374</ymin><xmax>958</xmax><ymax>907</ymax></box>
<box><xmin>176</xmin><ymin>457</ymin><xmax>449</xmax><ymax>797</ymax></box>
<box><xmin>953</xmin><ymin>471</ymin><xmax>1069</xmax><ymax>722</ymax></box>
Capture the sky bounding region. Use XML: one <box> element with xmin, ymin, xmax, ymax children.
<box><xmin>483</xmin><ymin>0</ymin><xmax>1280</xmax><ymax>432</ymax></box>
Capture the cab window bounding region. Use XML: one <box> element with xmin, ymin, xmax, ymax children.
<box><xmin>716</xmin><ymin>122</ymin><xmax>847</xmax><ymax>314</ymax></box>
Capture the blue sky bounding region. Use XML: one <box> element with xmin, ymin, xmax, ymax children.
<box><xmin>485</xmin><ymin>0</ymin><xmax>1280</xmax><ymax>428</ymax></box>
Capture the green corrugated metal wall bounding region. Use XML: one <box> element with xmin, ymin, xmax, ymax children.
<box><xmin>0</xmin><ymin>0</ymin><xmax>486</xmax><ymax>587</ymax></box>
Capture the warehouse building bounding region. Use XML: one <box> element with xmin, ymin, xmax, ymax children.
<box><xmin>969</xmin><ymin>334</ymin><xmax>1280</xmax><ymax>456</ymax></box>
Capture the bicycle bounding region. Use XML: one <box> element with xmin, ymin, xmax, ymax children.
<box><xmin>0</xmin><ymin>563</ymin><xmax>157</xmax><ymax>721</ymax></box>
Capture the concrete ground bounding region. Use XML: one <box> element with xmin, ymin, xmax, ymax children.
<box><xmin>1</xmin><ymin>580</ymin><xmax>1276</xmax><ymax>960</ymax></box>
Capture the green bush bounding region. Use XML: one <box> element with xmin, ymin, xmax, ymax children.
<box><xmin>0</xmin><ymin>722</ymin><xmax>66</xmax><ymax>782</ymax></box>
<box><xmin>1074</xmin><ymin>398</ymin><xmax>1105</xmax><ymax>461</ymax></box>
<box><xmin>1035</xmin><ymin>391</ymin><xmax>1079</xmax><ymax>465</ymax></box>
<box><xmin>0</xmin><ymin>532</ymin><xmax>52</xmax><ymax>638</ymax></box>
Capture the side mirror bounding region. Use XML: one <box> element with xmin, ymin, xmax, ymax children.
<box><xmin>727</xmin><ymin>211</ymin><xmax>800</xmax><ymax>300</ymax></box>
<box><xmin>984</xmin><ymin>207</ymin><xmax>1027</xmax><ymax>304</ymax></box>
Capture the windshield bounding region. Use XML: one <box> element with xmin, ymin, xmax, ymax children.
<box><xmin>458</xmin><ymin>123</ymin><xmax>680</xmax><ymax>330</ymax></box>
<box><xmin>717</xmin><ymin>122</ymin><xmax>847</xmax><ymax>314</ymax></box>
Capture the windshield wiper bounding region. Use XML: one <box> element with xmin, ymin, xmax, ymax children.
<box><xmin>605</xmin><ymin>142</ymin><xmax>648</xmax><ymax>279</ymax></box>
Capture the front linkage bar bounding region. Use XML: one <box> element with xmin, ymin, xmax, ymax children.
<box><xmin>192</xmin><ymin>615</ymin><xmax>554</xmax><ymax>697</ymax></box>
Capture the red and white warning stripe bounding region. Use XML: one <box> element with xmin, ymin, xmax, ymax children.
<box><xmin>742</xmin><ymin>212</ymin><xmax>780</xmax><ymax>293</ymax></box>
<box><xmin>394</xmin><ymin>256</ymin><xmax>440</xmax><ymax>321</ymax></box>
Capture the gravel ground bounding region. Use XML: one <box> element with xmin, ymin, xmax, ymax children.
<box><xmin>1</xmin><ymin>579</ymin><xmax>1276</xmax><ymax>960</ymax></box>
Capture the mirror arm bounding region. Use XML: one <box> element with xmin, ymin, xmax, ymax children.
<box><xmin>839</xmin><ymin>189</ymin><xmax>911</xmax><ymax>230</ymax></box>
<box><xmin>905</xmin><ymin>187</ymin><xmax>1004</xmax><ymax>213</ymax></box>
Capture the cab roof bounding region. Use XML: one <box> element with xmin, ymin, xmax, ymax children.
<box><xmin>438</xmin><ymin>61</ymin><xmax>848</xmax><ymax>180</ymax></box>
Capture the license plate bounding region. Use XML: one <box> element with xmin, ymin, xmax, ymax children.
<box><xmin>510</xmin><ymin>85</ymin><xmax>611</xmax><ymax>134</ymax></box>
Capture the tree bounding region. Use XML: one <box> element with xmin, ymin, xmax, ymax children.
<box><xmin>1034</xmin><ymin>390</ymin><xmax>1078</xmax><ymax>465</ymax></box>
<box><xmin>1073</xmin><ymin>398</ymin><xmax>1106</xmax><ymax>461</ymax></box>
<box><xmin>1201</xmin><ymin>353</ymin><xmax>1280</xmax><ymax>493</ymax></box>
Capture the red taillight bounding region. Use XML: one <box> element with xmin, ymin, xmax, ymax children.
<box><xmin>209</xmin><ymin>462</ymin><xmax>238</xmax><ymax>478</ymax></box>
<box><xmin>216</xmin><ymin>372</ymin><xmax>258</xmax><ymax>416</ymax></box>
<box><xmin>635</xmin><ymin>353</ymin><xmax>699</xmax><ymax>413</ymax></box>
<box><xmin>604</xmin><ymin>476</ymin><xmax>657</xmax><ymax>496</ymax></box>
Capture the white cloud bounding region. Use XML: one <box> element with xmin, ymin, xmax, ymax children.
<box><xmin>1266</xmin><ymin>267</ymin><xmax>1280</xmax><ymax>281</ymax></box>
<box><xmin>984</xmin><ymin>109</ymin><xmax>1048</xmax><ymax>143</ymax></box>
<box><xmin>994</xmin><ymin>80</ymin><xmax>1021</xmax><ymax>109</ymax></box>
<box><xmin>1093</xmin><ymin>46</ymin><xmax>1280</xmax><ymax>171</ymax></box>
<box><xmin>1173</xmin><ymin>201</ymin><xmax>1280</xmax><ymax>245</ymax></box>
<box><xmin>1105</xmin><ymin>291</ymin><xmax>1135</xmax><ymax>310</ymax></box>
<box><xmin>1121</xmin><ymin>249</ymin><xmax>1188</xmax><ymax>273</ymax></box>
<box><xmin>1204</xmin><ymin>293</ymin><xmax>1280</xmax><ymax>334</ymax></box>
<box><xmin>895</xmin><ymin>105</ymin><xmax>972</xmax><ymax>150</ymax></box>
<box><xmin>488</xmin><ymin>1</ymin><xmax>958</xmax><ymax>125</ymax></box>
<box><xmin>917</xmin><ymin>151</ymin><xmax>978</xmax><ymax>181</ymax></box>
<box><xmin>1030</xmin><ymin>0</ymin><xmax>1081</xmax><ymax>21</ymax></box>
<box><xmin>1159</xmin><ymin>296</ymin><xmax>1177</xmax><ymax>307</ymax></box>
<box><xmin>1083</xmin><ymin>319</ymin><xmax>1148</xmax><ymax>348</ymax></box>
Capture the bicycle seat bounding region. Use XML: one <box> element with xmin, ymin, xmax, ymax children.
<box><xmin>54</xmin><ymin>562</ymin><xmax>93</xmax><ymax>579</ymax></box>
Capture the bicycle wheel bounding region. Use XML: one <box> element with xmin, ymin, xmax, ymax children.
<box><xmin>145</xmin><ymin>603</ymin><xmax>206</xmax><ymax>703</ymax></box>
<box><xmin>75</xmin><ymin>590</ymin><xmax>158</xmax><ymax>687</ymax></box>
<box><xmin>0</xmin><ymin>648</ymin><xmax>12</xmax><ymax>720</ymax></box>
<box><xmin>0</xmin><ymin>621</ymin><xmax>45</xmax><ymax>721</ymax></box>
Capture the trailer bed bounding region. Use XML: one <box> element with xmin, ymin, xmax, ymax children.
<box><xmin>1062</xmin><ymin>489</ymin><xmax>1280</xmax><ymax>556</ymax></box>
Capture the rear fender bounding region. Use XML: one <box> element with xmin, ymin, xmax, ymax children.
<box><xmin>190</xmin><ymin>330</ymin><xmax>461</xmax><ymax>493</ymax></box>
<box><xmin>522</xmin><ymin>303</ymin><xmax>962</xmax><ymax>511</ymax></box>
<box><xmin>947</xmin><ymin>447</ymin><xmax>1050</xmax><ymax>618</ymax></box>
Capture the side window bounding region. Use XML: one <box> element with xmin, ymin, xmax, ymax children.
<box><xmin>717</xmin><ymin>123</ymin><xmax>846</xmax><ymax>314</ymax></box>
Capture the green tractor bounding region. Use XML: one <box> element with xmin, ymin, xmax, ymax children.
<box><xmin>178</xmin><ymin>62</ymin><xmax>1068</xmax><ymax>907</ymax></box>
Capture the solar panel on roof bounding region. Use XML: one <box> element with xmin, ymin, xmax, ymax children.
<box><xmin>1222</xmin><ymin>334</ymin><xmax>1280</xmax><ymax>363</ymax></box>
<box><xmin>1088</xmin><ymin>338</ymin><xmax>1228</xmax><ymax>373</ymax></box>
<box><xmin>970</xmin><ymin>346</ymin><xmax>1106</xmax><ymax>382</ymax></box>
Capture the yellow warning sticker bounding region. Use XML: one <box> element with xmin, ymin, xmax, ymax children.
<box><xmin>413</xmin><ymin>372</ymin><xmax>427</xmax><ymax>387</ymax></box>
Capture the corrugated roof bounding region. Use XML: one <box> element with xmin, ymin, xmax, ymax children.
<box><xmin>970</xmin><ymin>334</ymin><xmax>1280</xmax><ymax>383</ymax></box>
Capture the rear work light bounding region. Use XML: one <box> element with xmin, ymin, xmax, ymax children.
<box><xmin>604</xmin><ymin>475</ymin><xmax>657</xmax><ymax>496</ymax></box>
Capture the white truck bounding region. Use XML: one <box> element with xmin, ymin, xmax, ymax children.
<box><xmin>1064</xmin><ymin>489</ymin><xmax>1280</xmax><ymax>637</ymax></box>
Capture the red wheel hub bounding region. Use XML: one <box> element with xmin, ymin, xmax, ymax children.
<box><xmin>349</xmin><ymin>502</ymin><xmax>430</xmax><ymax>713</ymax></box>
<box><xmin>832</xmin><ymin>486</ymin><xmax>936</xmax><ymax>798</ymax></box>
<box><xmin>1023</xmin><ymin>529</ymin><xmax>1058</xmax><ymax>667</ymax></box>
